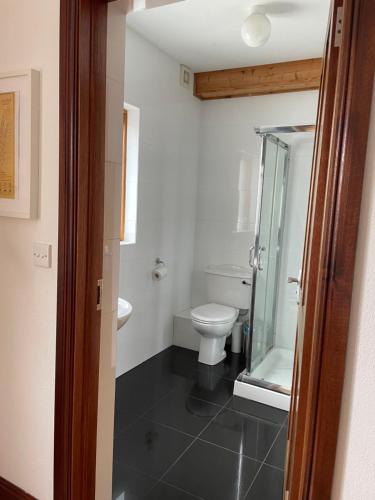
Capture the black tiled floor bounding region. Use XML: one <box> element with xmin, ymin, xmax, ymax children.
<box><xmin>265</xmin><ymin>425</ymin><xmax>288</xmax><ymax>470</ymax></box>
<box><xmin>113</xmin><ymin>346</ymin><xmax>288</xmax><ymax>500</ymax></box>
<box><xmin>188</xmin><ymin>375</ymin><xmax>234</xmax><ymax>405</ymax></box>
<box><xmin>112</xmin><ymin>462</ymin><xmax>157</xmax><ymax>499</ymax></box>
<box><xmin>200</xmin><ymin>407</ymin><xmax>280</xmax><ymax>460</ymax></box>
<box><xmin>146</xmin><ymin>482</ymin><xmax>201</xmax><ymax>500</ymax></box>
<box><xmin>144</xmin><ymin>391</ymin><xmax>220</xmax><ymax>436</ymax></box>
<box><xmin>114</xmin><ymin>418</ymin><xmax>193</xmax><ymax>478</ymax></box>
<box><xmin>164</xmin><ymin>440</ymin><xmax>260</xmax><ymax>500</ymax></box>
<box><xmin>229</xmin><ymin>395</ymin><xmax>288</xmax><ymax>425</ymax></box>
<box><xmin>244</xmin><ymin>464</ymin><xmax>284</xmax><ymax>500</ymax></box>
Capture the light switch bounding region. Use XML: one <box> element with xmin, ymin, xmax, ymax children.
<box><xmin>33</xmin><ymin>242</ymin><xmax>52</xmax><ymax>268</ymax></box>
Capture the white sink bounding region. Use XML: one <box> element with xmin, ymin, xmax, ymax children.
<box><xmin>117</xmin><ymin>298</ymin><xmax>132</xmax><ymax>330</ymax></box>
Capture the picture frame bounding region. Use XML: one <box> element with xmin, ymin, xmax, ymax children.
<box><xmin>0</xmin><ymin>69</ymin><xmax>39</xmax><ymax>219</ymax></box>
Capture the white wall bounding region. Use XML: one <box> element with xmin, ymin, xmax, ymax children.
<box><xmin>116</xmin><ymin>28</ymin><xmax>201</xmax><ymax>376</ymax></box>
<box><xmin>275</xmin><ymin>134</ymin><xmax>314</xmax><ymax>350</ymax></box>
<box><xmin>331</xmin><ymin>83</ymin><xmax>375</xmax><ymax>500</ymax></box>
<box><xmin>192</xmin><ymin>92</ymin><xmax>319</xmax><ymax>310</ymax></box>
<box><xmin>0</xmin><ymin>1</ymin><xmax>59</xmax><ymax>498</ymax></box>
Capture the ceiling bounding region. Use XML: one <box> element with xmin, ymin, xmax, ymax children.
<box><xmin>126</xmin><ymin>0</ymin><xmax>331</xmax><ymax>72</ymax></box>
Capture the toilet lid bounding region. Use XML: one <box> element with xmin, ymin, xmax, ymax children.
<box><xmin>191</xmin><ymin>303</ymin><xmax>238</xmax><ymax>324</ymax></box>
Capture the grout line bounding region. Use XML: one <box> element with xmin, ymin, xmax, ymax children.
<box><xmin>196</xmin><ymin>437</ymin><xmax>263</xmax><ymax>463</ymax></box>
<box><xmin>223</xmin><ymin>400</ymin><xmax>287</xmax><ymax>427</ymax></box>
<box><xmin>114</xmin><ymin>389</ymin><xmax>175</xmax><ymax>437</ymax></box>
<box><xmin>140</xmin><ymin>415</ymin><xmax>197</xmax><ymax>439</ymax></box>
<box><xmin>157</xmin><ymin>480</ymin><xmax>206</xmax><ymax>500</ymax></box>
<box><xmin>157</xmin><ymin>401</ymin><xmax>224</xmax><ymax>483</ymax></box>
<box><xmin>179</xmin><ymin>393</ymin><xmax>225</xmax><ymax>408</ymax></box>
<box><xmin>262</xmin><ymin>462</ymin><xmax>285</xmax><ymax>473</ymax></box>
<box><xmin>241</xmin><ymin>420</ymin><xmax>285</xmax><ymax>499</ymax></box>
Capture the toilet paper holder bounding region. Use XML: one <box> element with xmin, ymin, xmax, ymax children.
<box><xmin>152</xmin><ymin>257</ymin><xmax>168</xmax><ymax>282</ymax></box>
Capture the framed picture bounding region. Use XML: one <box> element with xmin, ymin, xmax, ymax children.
<box><xmin>0</xmin><ymin>69</ymin><xmax>39</xmax><ymax>219</ymax></box>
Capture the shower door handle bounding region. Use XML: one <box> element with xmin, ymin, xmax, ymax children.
<box><xmin>249</xmin><ymin>245</ymin><xmax>255</xmax><ymax>268</ymax></box>
<box><xmin>257</xmin><ymin>246</ymin><xmax>266</xmax><ymax>271</ymax></box>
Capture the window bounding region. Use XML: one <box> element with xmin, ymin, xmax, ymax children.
<box><xmin>120</xmin><ymin>103</ymin><xmax>140</xmax><ymax>244</ymax></box>
<box><xmin>120</xmin><ymin>110</ymin><xmax>128</xmax><ymax>242</ymax></box>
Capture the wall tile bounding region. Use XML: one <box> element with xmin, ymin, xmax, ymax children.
<box><xmin>105</xmin><ymin>77</ymin><xmax>124</xmax><ymax>164</ymax></box>
<box><xmin>104</xmin><ymin>162</ymin><xmax>122</xmax><ymax>240</ymax></box>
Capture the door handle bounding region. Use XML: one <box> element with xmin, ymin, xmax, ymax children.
<box><xmin>249</xmin><ymin>245</ymin><xmax>255</xmax><ymax>268</ymax></box>
<box><xmin>257</xmin><ymin>246</ymin><xmax>266</xmax><ymax>271</ymax></box>
<box><xmin>288</xmin><ymin>276</ymin><xmax>300</xmax><ymax>284</ymax></box>
<box><xmin>288</xmin><ymin>272</ymin><xmax>302</xmax><ymax>305</ymax></box>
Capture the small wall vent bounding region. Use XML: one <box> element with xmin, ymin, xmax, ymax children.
<box><xmin>180</xmin><ymin>64</ymin><xmax>193</xmax><ymax>90</ymax></box>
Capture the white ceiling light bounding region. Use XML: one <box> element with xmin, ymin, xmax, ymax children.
<box><xmin>241</xmin><ymin>5</ymin><xmax>271</xmax><ymax>48</ymax></box>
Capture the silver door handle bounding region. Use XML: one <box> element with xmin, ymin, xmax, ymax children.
<box><xmin>257</xmin><ymin>246</ymin><xmax>266</xmax><ymax>271</ymax></box>
<box><xmin>249</xmin><ymin>245</ymin><xmax>255</xmax><ymax>268</ymax></box>
<box><xmin>288</xmin><ymin>276</ymin><xmax>300</xmax><ymax>284</ymax></box>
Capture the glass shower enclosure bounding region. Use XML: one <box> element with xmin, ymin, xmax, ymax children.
<box><xmin>235</xmin><ymin>125</ymin><xmax>314</xmax><ymax>409</ymax></box>
<box><xmin>246</xmin><ymin>133</ymin><xmax>289</xmax><ymax>385</ymax></box>
<box><xmin>247</xmin><ymin>133</ymin><xmax>289</xmax><ymax>373</ymax></box>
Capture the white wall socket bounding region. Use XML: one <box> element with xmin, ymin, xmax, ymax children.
<box><xmin>33</xmin><ymin>242</ymin><xmax>52</xmax><ymax>268</ymax></box>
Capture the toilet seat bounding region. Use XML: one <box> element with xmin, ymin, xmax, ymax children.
<box><xmin>191</xmin><ymin>303</ymin><xmax>238</xmax><ymax>325</ymax></box>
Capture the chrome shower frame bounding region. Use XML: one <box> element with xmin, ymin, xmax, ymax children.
<box><xmin>245</xmin><ymin>133</ymin><xmax>289</xmax><ymax>375</ymax></box>
<box><xmin>242</xmin><ymin>124</ymin><xmax>315</xmax><ymax>395</ymax></box>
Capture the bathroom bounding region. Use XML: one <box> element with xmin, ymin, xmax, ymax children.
<box><xmin>112</xmin><ymin>2</ymin><xmax>329</xmax><ymax>499</ymax></box>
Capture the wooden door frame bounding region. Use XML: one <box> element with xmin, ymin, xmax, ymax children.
<box><xmin>54</xmin><ymin>0</ymin><xmax>108</xmax><ymax>499</ymax></box>
<box><xmin>54</xmin><ymin>1</ymin><xmax>375</xmax><ymax>500</ymax></box>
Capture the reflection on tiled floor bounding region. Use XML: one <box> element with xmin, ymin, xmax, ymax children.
<box><xmin>112</xmin><ymin>346</ymin><xmax>288</xmax><ymax>500</ymax></box>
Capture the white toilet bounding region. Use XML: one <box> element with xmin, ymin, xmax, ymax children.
<box><xmin>191</xmin><ymin>265</ymin><xmax>252</xmax><ymax>365</ymax></box>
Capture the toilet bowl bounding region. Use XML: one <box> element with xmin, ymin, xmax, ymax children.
<box><xmin>191</xmin><ymin>303</ymin><xmax>239</xmax><ymax>365</ymax></box>
<box><xmin>191</xmin><ymin>265</ymin><xmax>252</xmax><ymax>366</ymax></box>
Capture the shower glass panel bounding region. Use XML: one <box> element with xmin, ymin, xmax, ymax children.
<box><xmin>248</xmin><ymin>135</ymin><xmax>289</xmax><ymax>373</ymax></box>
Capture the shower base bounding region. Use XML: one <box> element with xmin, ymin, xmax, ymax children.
<box><xmin>234</xmin><ymin>347</ymin><xmax>294</xmax><ymax>411</ymax></box>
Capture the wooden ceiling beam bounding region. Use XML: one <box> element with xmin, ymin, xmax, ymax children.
<box><xmin>194</xmin><ymin>58</ymin><xmax>322</xmax><ymax>100</ymax></box>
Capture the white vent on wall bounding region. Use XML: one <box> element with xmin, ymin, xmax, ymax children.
<box><xmin>180</xmin><ymin>64</ymin><xmax>193</xmax><ymax>90</ymax></box>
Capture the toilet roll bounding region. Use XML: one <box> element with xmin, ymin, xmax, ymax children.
<box><xmin>152</xmin><ymin>264</ymin><xmax>168</xmax><ymax>281</ymax></box>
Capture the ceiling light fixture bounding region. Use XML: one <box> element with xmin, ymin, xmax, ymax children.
<box><xmin>241</xmin><ymin>5</ymin><xmax>271</xmax><ymax>48</ymax></box>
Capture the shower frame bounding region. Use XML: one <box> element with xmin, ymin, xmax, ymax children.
<box><xmin>240</xmin><ymin>124</ymin><xmax>316</xmax><ymax>399</ymax></box>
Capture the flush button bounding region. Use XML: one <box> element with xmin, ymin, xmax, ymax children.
<box><xmin>33</xmin><ymin>242</ymin><xmax>52</xmax><ymax>268</ymax></box>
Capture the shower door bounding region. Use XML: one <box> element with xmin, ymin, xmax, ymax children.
<box><xmin>246</xmin><ymin>134</ymin><xmax>289</xmax><ymax>374</ymax></box>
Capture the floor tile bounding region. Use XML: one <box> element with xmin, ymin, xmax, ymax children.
<box><xmin>165</xmin><ymin>439</ymin><xmax>260</xmax><ymax>500</ymax></box>
<box><xmin>114</xmin><ymin>418</ymin><xmax>193</xmax><ymax>479</ymax></box>
<box><xmin>200</xmin><ymin>408</ymin><xmax>279</xmax><ymax>460</ymax></box>
<box><xmin>229</xmin><ymin>396</ymin><xmax>287</xmax><ymax>425</ymax></box>
<box><xmin>146</xmin><ymin>482</ymin><xmax>201</xmax><ymax>500</ymax></box>
<box><xmin>196</xmin><ymin>351</ymin><xmax>246</xmax><ymax>382</ymax></box>
<box><xmin>187</xmin><ymin>375</ymin><xmax>234</xmax><ymax>406</ymax></box>
<box><xmin>265</xmin><ymin>426</ymin><xmax>287</xmax><ymax>469</ymax></box>
<box><xmin>112</xmin><ymin>462</ymin><xmax>157</xmax><ymax>500</ymax></box>
<box><xmin>244</xmin><ymin>464</ymin><xmax>284</xmax><ymax>500</ymax></box>
<box><xmin>166</xmin><ymin>347</ymin><xmax>200</xmax><ymax>379</ymax></box>
<box><xmin>144</xmin><ymin>391</ymin><xmax>220</xmax><ymax>436</ymax></box>
<box><xmin>114</xmin><ymin>405</ymin><xmax>140</xmax><ymax>435</ymax></box>
<box><xmin>115</xmin><ymin>373</ymin><xmax>170</xmax><ymax>431</ymax></box>
<box><xmin>114</xmin><ymin>363</ymin><xmax>193</xmax><ymax>434</ymax></box>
